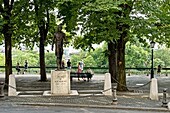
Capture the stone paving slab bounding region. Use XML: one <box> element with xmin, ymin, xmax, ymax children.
<box><xmin>2</xmin><ymin>94</ymin><xmax>169</xmax><ymax>108</ymax></box>
<box><xmin>0</xmin><ymin>95</ymin><xmax>169</xmax><ymax>112</ymax></box>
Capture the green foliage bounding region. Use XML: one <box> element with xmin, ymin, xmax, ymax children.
<box><xmin>0</xmin><ymin>0</ymin><xmax>60</xmax><ymax>49</ymax></box>
<box><xmin>0</xmin><ymin>53</ymin><xmax>4</xmax><ymax>66</ymax></box>
<box><xmin>0</xmin><ymin>45</ymin><xmax>169</xmax><ymax>70</ymax></box>
<box><xmin>125</xmin><ymin>42</ymin><xmax>150</xmax><ymax>68</ymax></box>
<box><xmin>87</xmin><ymin>47</ymin><xmax>108</xmax><ymax>67</ymax></box>
<box><xmin>125</xmin><ymin>42</ymin><xmax>170</xmax><ymax>68</ymax></box>
<box><xmin>45</xmin><ymin>52</ymin><xmax>56</xmax><ymax>66</ymax></box>
<box><xmin>58</xmin><ymin>0</ymin><xmax>129</xmax><ymax>50</ymax></box>
<box><xmin>70</xmin><ymin>43</ymin><xmax>108</xmax><ymax>68</ymax></box>
<box><xmin>12</xmin><ymin>50</ymin><xmax>39</xmax><ymax>67</ymax></box>
<box><xmin>57</xmin><ymin>0</ymin><xmax>80</xmax><ymax>35</ymax></box>
<box><xmin>130</xmin><ymin>0</ymin><xmax>170</xmax><ymax>46</ymax></box>
<box><xmin>70</xmin><ymin>52</ymin><xmax>86</xmax><ymax>67</ymax></box>
<box><xmin>154</xmin><ymin>48</ymin><xmax>170</xmax><ymax>67</ymax></box>
<box><xmin>70</xmin><ymin>54</ymin><xmax>80</xmax><ymax>67</ymax></box>
<box><xmin>83</xmin><ymin>55</ymin><xmax>96</xmax><ymax>67</ymax></box>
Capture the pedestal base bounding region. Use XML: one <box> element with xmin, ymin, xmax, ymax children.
<box><xmin>149</xmin><ymin>78</ymin><xmax>158</xmax><ymax>100</ymax></box>
<box><xmin>51</xmin><ymin>70</ymin><xmax>70</xmax><ymax>95</ymax></box>
<box><xmin>43</xmin><ymin>90</ymin><xmax>78</xmax><ymax>96</ymax></box>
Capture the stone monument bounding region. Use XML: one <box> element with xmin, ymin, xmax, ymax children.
<box><xmin>103</xmin><ymin>73</ymin><xmax>112</xmax><ymax>96</ymax></box>
<box><xmin>51</xmin><ymin>25</ymin><xmax>69</xmax><ymax>95</ymax></box>
<box><xmin>51</xmin><ymin>70</ymin><xmax>70</xmax><ymax>95</ymax></box>
<box><xmin>47</xmin><ymin>25</ymin><xmax>77</xmax><ymax>96</ymax></box>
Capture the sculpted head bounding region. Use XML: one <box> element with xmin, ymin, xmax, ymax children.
<box><xmin>58</xmin><ymin>25</ymin><xmax>62</xmax><ymax>31</ymax></box>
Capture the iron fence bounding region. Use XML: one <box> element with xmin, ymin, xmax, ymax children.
<box><xmin>0</xmin><ymin>66</ymin><xmax>169</xmax><ymax>75</ymax></box>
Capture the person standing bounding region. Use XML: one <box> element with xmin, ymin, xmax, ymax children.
<box><xmin>157</xmin><ymin>65</ymin><xmax>161</xmax><ymax>76</ymax></box>
<box><xmin>67</xmin><ymin>59</ymin><xmax>71</xmax><ymax>69</ymax></box>
<box><xmin>23</xmin><ymin>60</ymin><xmax>28</xmax><ymax>74</ymax></box>
<box><xmin>79</xmin><ymin>60</ymin><xmax>85</xmax><ymax>72</ymax></box>
<box><xmin>77</xmin><ymin>62</ymin><xmax>81</xmax><ymax>81</ymax></box>
<box><xmin>16</xmin><ymin>63</ymin><xmax>21</xmax><ymax>74</ymax></box>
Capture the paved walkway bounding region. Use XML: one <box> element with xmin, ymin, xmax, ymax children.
<box><xmin>0</xmin><ymin>73</ymin><xmax>169</xmax><ymax>112</ymax></box>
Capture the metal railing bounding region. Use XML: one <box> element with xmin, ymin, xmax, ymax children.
<box><xmin>0</xmin><ymin>66</ymin><xmax>169</xmax><ymax>75</ymax></box>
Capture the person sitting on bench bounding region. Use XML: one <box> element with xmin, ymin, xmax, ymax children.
<box><xmin>86</xmin><ymin>68</ymin><xmax>94</xmax><ymax>80</ymax></box>
<box><xmin>16</xmin><ymin>63</ymin><xmax>21</xmax><ymax>74</ymax></box>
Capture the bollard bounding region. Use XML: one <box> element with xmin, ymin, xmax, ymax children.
<box><xmin>0</xmin><ymin>82</ymin><xmax>4</xmax><ymax>97</ymax></box>
<box><xmin>162</xmin><ymin>88</ymin><xmax>168</xmax><ymax>107</ymax></box>
<box><xmin>112</xmin><ymin>83</ymin><xmax>118</xmax><ymax>105</ymax></box>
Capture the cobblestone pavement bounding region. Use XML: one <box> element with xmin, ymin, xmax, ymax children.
<box><xmin>0</xmin><ymin>73</ymin><xmax>169</xmax><ymax>111</ymax></box>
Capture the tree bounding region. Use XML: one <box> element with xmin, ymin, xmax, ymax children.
<box><xmin>32</xmin><ymin>0</ymin><xmax>49</xmax><ymax>81</ymax></box>
<box><xmin>0</xmin><ymin>0</ymin><xmax>15</xmax><ymax>85</ymax></box>
<box><xmin>61</xmin><ymin>0</ymin><xmax>133</xmax><ymax>91</ymax></box>
<box><xmin>0</xmin><ymin>0</ymin><xmax>61</xmax><ymax>84</ymax></box>
<box><xmin>0</xmin><ymin>0</ymin><xmax>47</xmax><ymax>85</ymax></box>
<box><xmin>13</xmin><ymin>0</ymin><xmax>58</xmax><ymax>81</ymax></box>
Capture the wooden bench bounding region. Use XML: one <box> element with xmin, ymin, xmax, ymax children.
<box><xmin>70</xmin><ymin>72</ymin><xmax>93</xmax><ymax>81</ymax></box>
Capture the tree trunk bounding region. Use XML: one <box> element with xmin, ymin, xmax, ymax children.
<box><xmin>4</xmin><ymin>30</ymin><xmax>12</xmax><ymax>87</ymax></box>
<box><xmin>39</xmin><ymin>28</ymin><xmax>47</xmax><ymax>81</ymax></box>
<box><xmin>34</xmin><ymin>1</ymin><xmax>49</xmax><ymax>81</ymax></box>
<box><xmin>108</xmin><ymin>41</ymin><xmax>117</xmax><ymax>83</ymax></box>
<box><xmin>117</xmin><ymin>35</ymin><xmax>128</xmax><ymax>91</ymax></box>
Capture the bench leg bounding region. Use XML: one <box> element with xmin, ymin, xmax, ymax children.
<box><xmin>87</xmin><ymin>77</ymin><xmax>90</xmax><ymax>82</ymax></box>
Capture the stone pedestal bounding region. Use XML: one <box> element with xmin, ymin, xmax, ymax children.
<box><xmin>51</xmin><ymin>70</ymin><xmax>70</xmax><ymax>95</ymax></box>
<box><xmin>8</xmin><ymin>74</ymin><xmax>17</xmax><ymax>96</ymax></box>
<box><xmin>168</xmin><ymin>102</ymin><xmax>170</xmax><ymax>110</ymax></box>
<box><xmin>103</xmin><ymin>73</ymin><xmax>112</xmax><ymax>96</ymax></box>
<box><xmin>149</xmin><ymin>78</ymin><xmax>158</xmax><ymax>100</ymax></box>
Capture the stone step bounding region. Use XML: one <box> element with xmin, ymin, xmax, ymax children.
<box><xmin>17</xmin><ymin>91</ymin><xmax>43</xmax><ymax>95</ymax></box>
<box><xmin>78</xmin><ymin>90</ymin><xmax>103</xmax><ymax>94</ymax></box>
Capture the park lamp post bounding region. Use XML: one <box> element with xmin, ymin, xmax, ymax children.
<box><xmin>150</xmin><ymin>40</ymin><xmax>155</xmax><ymax>79</ymax></box>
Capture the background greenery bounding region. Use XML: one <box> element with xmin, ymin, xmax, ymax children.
<box><xmin>0</xmin><ymin>42</ymin><xmax>169</xmax><ymax>74</ymax></box>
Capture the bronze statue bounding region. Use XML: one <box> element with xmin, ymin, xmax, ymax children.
<box><xmin>52</xmin><ymin>25</ymin><xmax>67</xmax><ymax>70</ymax></box>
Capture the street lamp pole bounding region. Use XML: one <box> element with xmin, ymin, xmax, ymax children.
<box><xmin>151</xmin><ymin>48</ymin><xmax>154</xmax><ymax>79</ymax></box>
<box><xmin>150</xmin><ymin>41</ymin><xmax>155</xmax><ymax>79</ymax></box>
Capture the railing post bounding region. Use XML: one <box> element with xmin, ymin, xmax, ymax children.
<box><xmin>112</xmin><ymin>83</ymin><xmax>118</xmax><ymax>105</ymax></box>
<box><xmin>0</xmin><ymin>82</ymin><xmax>4</xmax><ymax>97</ymax></box>
<box><xmin>162</xmin><ymin>88</ymin><xmax>168</xmax><ymax>107</ymax></box>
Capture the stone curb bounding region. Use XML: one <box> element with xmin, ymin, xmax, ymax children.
<box><xmin>18</xmin><ymin>102</ymin><xmax>170</xmax><ymax>112</ymax></box>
